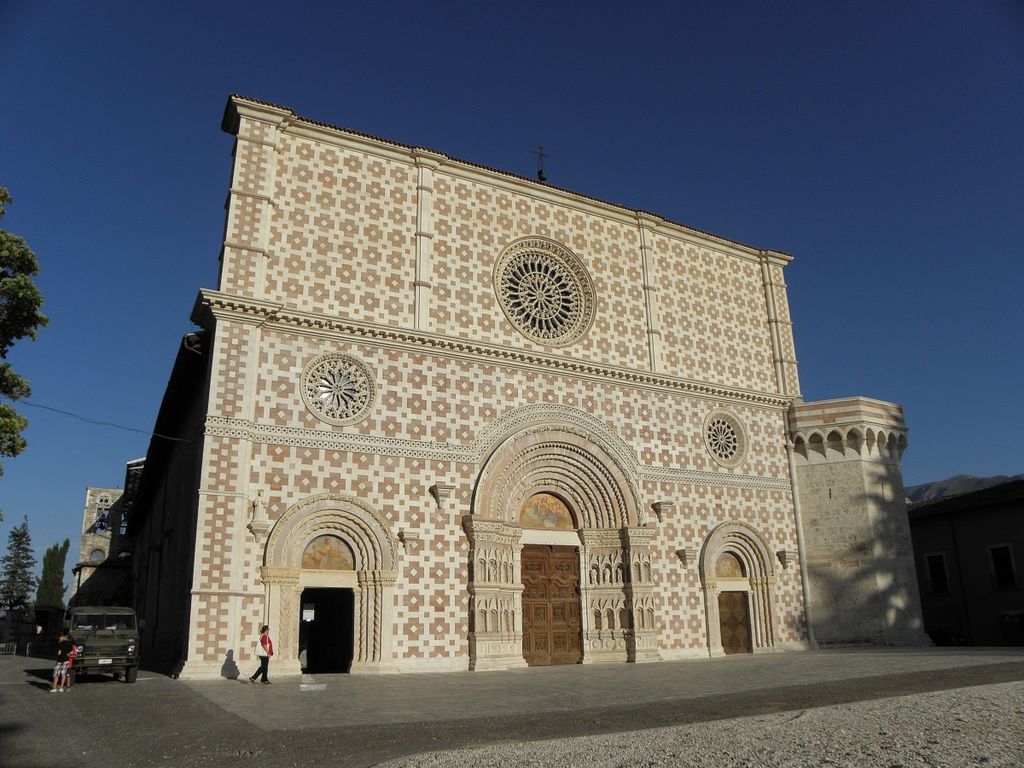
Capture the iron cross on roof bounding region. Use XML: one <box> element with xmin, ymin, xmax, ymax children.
<box><xmin>534</xmin><ymin>145</ymin><xmax>548</xmax><ymax>182</ymax></box>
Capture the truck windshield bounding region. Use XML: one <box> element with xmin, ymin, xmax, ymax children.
<box><xmin>71</xmin><ymin>614</ymin><xmax>136</xmax><ymax>631</ymax></box>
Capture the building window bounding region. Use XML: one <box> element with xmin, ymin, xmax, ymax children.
<box><xmin>989</xmin><ymin>545</ymin><xmax>1017</xmax><ymax>590</ymax></box>
<box><xmin>494</xmin><ymin>237</ymin><xmax>595</xmax><ymax>346</ymax></box>
<box><xmin>90</xmin><ymin>549</ymin><xmax>105</xmax><ymax>562</ymax></box>
<box><xmin>924</xmin><ymin>552</ymin><xmax>949</xmax><ymax>595</ymax></box>
<box><xmin>300</xmin><ymin>352</ymin><xmax>376</xmax><ymax>426</ymax></box>
<box><xmin>702</xmin><ymin>410</ymin><xmax>748</xmax><ymax>468</ymax></box>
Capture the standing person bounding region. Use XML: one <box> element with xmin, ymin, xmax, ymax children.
<box><xmin>248</xmin><ymin>624</ymin><xmax>273</xmax><ymax>684</ymax></box>
<box><xmin>66</xmin><ymin>638</ymin><xmax>78</xmax><ymax>688</ymax></box>
<box><xmin>51</xmin><ymin>631</ymin><xmax>72</xmax><ymax>693</ymax></box>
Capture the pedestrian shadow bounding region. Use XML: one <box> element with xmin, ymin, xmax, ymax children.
<box><xmin>24</xmin><ymin>667</ymin><xmax>55</xmax><ymax>691</ymax></box>
<box><xmin>220</xmin><ymin>650</ymin><xmax>240</xmax><ymax>680</ymax></box>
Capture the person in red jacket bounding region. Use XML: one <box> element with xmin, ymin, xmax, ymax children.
<box><xmin>248</xmin><ymin>624</ymin><xmax>273</xmax><ymax>684</ymax></box>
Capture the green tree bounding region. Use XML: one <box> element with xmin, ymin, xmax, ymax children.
<box><xmin>35</xmin><ymin>538</ymin><xmax>70</xmax><ymax>609</ymax></box>
<box><xmin>0</xmin><ymin>517</ymin><xmax>36</xmax><ymax>615</ymax></box>
<box><xmin>0</xmin><ymin>186</ymin><xmax>48</xmax><ymax>488</ymax></box>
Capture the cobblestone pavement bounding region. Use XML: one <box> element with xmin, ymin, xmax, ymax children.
<box><xmin>2</xmin><ymin>648</ymin><xmax>1023</xmax><ymax>768</ymax></box>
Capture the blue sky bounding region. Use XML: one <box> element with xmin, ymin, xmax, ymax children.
<box><xmin>1</xmin><ymin>1</ymin><xmax>1022</xmax><ymax>587</ymax></box>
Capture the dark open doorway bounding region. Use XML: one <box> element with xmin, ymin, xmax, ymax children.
<box><xmin>299</xmin><ymin>587</ymin><xmax>354</xmax><ymax>673</ymax></box>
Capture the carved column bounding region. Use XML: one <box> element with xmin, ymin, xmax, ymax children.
<box><xmin>622</xmin><ymin>526</ymin><xmax>662</xmax><ymax>663</ymax></box>
<box><xmin>578</xmin><ymin>529</ymin><xmax>630</xmax><ymax>664</ymax></box>
<box><xmin>352</xmin><ymin>569</ymin><xmax>398</xmax><ymax>671</ymax></box>
<box><xmin>703</xmin><ymin>576</ymin><xmax>724</xmax><ymax>657</ymax></box>
<box><xmin>463</xmin><ymin>517</ymin><xmax>526</xmax><ymax>670</ymax></box>
<box><xmin>259</xmin><ymin>566</ymin><xmax>301</xmax><ymax>676</ymax></box>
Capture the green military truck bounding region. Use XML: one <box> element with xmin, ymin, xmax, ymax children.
<box><xmin>65</xmin><ymin>606</ymin><xmax>140</xmax><ymax>683</ymax></box>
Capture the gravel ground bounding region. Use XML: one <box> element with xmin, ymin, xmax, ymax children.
<box><xmin>378</xmin><ymin>682</ymin><xmax>1024</xmax><ymax>768</ymax></box>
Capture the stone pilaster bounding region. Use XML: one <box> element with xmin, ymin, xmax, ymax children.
<box><xmin>463</xmin><ymin>517</ymin><xmax>527</xmax><ymax>670</ymax></box>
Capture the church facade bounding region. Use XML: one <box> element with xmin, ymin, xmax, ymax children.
<box><xmin>130</xmin><ymin>95</ymin><xmax>926</xmax><ymax>679</ymax></box>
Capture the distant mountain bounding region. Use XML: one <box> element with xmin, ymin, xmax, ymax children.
<box><xmin>906</xmin><ymin>473</ymin><xmax>1024</xmax><ymax>503</ymax></box>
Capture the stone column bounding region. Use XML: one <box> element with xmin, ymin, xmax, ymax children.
<box><xmin>463</xmin><ymin>517</ymin><xmax>526</xmax><ymax>670</ymax></box>
<box><xmin>636</xmin><ymin>213</ymin><xmax>665</xmax><ymax>373</ymax></box>
<box><xmin>259</xmin><ymin>566</ymin><xmax>301</xmax><ymax>676</ymax></box>
<box><xmin>622</xmin><ymin>525</ymin><xmax>662</xmax><ymax>662</ymax></box>
<box><xmin>578</xmin><ymin>529</ymin><xmax>630</xmax><ymax>664</ymax></box>
<box><xmin>351</xmin><ymin>569</ymin><xmax>398</xmax><ymax>671</ymax></box>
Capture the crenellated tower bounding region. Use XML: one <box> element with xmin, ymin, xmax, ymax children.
<box><xmin>788</xmin><ymin>397</ymin><xmax>929</xmax><ymax>646</ymax></box>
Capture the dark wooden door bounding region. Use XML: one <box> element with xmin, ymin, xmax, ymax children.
<box><xmin>522</xmin><ymin>545</ymin><xmax>582</xmax><ymax>665</ymax></box>
<box><xmin>718</xmin><ymin>591</ymin><xmax>752</xmax><ymax>654</ymax></box>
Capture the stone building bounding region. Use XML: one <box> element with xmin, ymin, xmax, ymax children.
<box><xmin>70</xmin><ymin>458</ymin><xmax>144</xmax><ymax>606</ymax></box>
<box><xmin>908</xmin><ymin>479</ymin><xmax>1023</xmax><ymax>645</ymax></box>
<box><xmin>130</xmin><ymin>94</ymin><xmax>927</xmax><ymax>678</ymax></box>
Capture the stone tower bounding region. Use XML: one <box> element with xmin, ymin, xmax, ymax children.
<box><xmin>789</xmin><ymin>397</ymin><xmax>929</xmax><ymax>646</ymax></box>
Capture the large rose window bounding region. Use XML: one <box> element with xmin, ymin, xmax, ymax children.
<box><xmin>494</xmin><ymin>238</ymin><xmax>595</xmax><ymax>346</ymax></box>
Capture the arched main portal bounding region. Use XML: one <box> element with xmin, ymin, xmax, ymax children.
<box><xmin>699</xmin><ymin>522</ymin><xmax>779</xmax><ymax>656</ymax></box>
<box><xmin>466</xmin><ymin>409</ymin><xmax>661</xmax><ymax>670</ymax></box>
<box><xmin>261</xmin><ymin>493</ymin><xmax>398</xmax><ymax>675</ymax></box>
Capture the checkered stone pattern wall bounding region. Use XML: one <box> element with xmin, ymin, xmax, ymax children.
<box><xmin>252</xmin><ymin>328</ymin><xmax>790</xmax><ymax>479</ymax></box>
<box><xmin>222</xmin><ymin>114</ymin><xmax>782</xmax><ymax>397</ymax></box>
<box><xmin>642</xmin><ymin>481</ymin><xmax>807</xmax><ymax>652</ymax></box>
<box><xmin>189</xmin><ymin>102</ymin><xmax>810</xmax><ymax>670</ymax></box>
<box><xmin>243</xmin><ymin>446</ymin><xmax>474</xmax><ymax>661</ymax></box>
<box><xmin>266</xmin><ymin>136</ymin><xmax>418</xmax><ymax>326</ymax></box>
<box><xmin>430</xmin><ymin>177</ymin><xmax>650</xmax><ymax>368</ymax></box>
<box><xmin>652</xmin><ymin>237</ymin><xmax>777</xmax><ymax>391</ymax></box>
<box><xmin>228</xmin><ymin>324</ymin><xmax>802</xmax><ymax>659</ymax></box>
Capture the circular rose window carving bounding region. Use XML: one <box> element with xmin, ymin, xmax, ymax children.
<box><xmin>494</xmin><ymin>238</ymin><xmax>595</xmax><ymax>346</ymax></box>
<box><xmin>301</xmin><ymin>353</ymin><xmax>376</xmax><ymax>426</ymax></box>
<box><xmin>703</xmin><ymin>410</ymin><xmax>747</xmax><ymax>468</ymax></box>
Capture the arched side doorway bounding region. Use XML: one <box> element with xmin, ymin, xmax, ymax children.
<box><xmin>262</xmin><ymin>493</ymin><xmax>398</xmax><ymax>675</ymax></box>
<box><xmin>699</xmin><ymin>522</ymin><xmax>778</xmax><ymax>656</ymax></box>
<box><xmin>467</xmin><ymin>413</ymin><xmax>662</xmax><ymax>670</ymax></box>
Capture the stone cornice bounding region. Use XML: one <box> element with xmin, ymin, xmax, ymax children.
<box><xmin>195</xmin><ymin>290</ymin><xmax>792</xmax><ymax>409</ymax></box>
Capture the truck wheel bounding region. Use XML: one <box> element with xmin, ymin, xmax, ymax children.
<box><xmin>125</xmin><ymin>666</ymin><xmax>138</xmax><ymax>683</ymax></box>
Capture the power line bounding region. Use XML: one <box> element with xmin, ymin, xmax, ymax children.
<box><xmin>17</xmin><ymin>400</ymin><xmax>192</xmax><ymax>443</ymax></box>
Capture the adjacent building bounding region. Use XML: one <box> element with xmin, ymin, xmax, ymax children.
<box><xmin>70</xmin><ymin>459</ymin><xmax>144</xmax><ymax>606</ymax></box>
<box><xmin>909</xmin><ymin>479</ymin><xmax>1023</xmax><ymax>645</ymax></box>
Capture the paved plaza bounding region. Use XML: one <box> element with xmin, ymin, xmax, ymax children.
<box><xmin>1</xmin><ymin>647</ymin><xmax>1023</xmax><ymax>767</ymax></box>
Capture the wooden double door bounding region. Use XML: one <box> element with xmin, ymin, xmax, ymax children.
<box><xmin>521</xmin><ymin>545</ymin><xmax>582</xmax><ymax>665</ymax></box>
<box><xmin>718</xmin><ymin>591</ymin><xmax>753</xmax><ymax>654</ymax></box>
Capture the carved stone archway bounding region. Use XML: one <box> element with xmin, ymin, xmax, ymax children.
<box><xmin>699</xmin><ymin>522</ymin><xmax>778</xmax><ymax>656</ymax></box>
<box><xmin>262</xmin><ymin>493</ymin><xmax>398</xmax><ymax>674</ymax></box>
<box><xmin>466</xmin><ymin>408</ymin><xmax>660</xmax><ymax>670</ymax></box>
